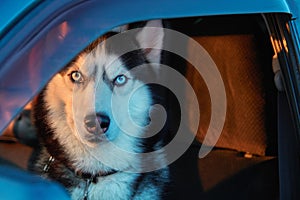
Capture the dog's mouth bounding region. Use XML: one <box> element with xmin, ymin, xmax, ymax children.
<box><xmin>84</xmin><ymin>113</ymin><xmax>110</xmax><ymax>135</ymax></box>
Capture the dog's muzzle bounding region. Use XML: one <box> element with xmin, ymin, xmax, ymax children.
<box><xmin>84</xmin><ymin>113</ymin><xmax>110</xmax><ymax>134</ymax></box>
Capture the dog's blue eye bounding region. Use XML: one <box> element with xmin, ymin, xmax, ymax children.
<box><xmin>70</xmin><ymin>71</ymin><xmax>84</xmax><ymax>83</ymax></box>
<box><xmin>114</xmin><ymin>75</ymin><xmax>127</xmax><ymax>86</ymax></box>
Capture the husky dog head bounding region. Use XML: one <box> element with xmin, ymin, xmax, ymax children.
<box><xmin>34</xmin><ymin>20</ymin><xmax>165</xmax><ymax>175</ymax></box>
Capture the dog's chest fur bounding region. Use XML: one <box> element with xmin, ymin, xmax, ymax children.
<box><xmin>31</xmin><ymin>146</ymin><xmax>168</xmax><ymax>200</ymax></box>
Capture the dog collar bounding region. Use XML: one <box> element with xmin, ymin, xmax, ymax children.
<box><xmin>43</xmin><ymin>156</ymin><xmax>117</xmax><ymax>200</ymax></box>
<box><xmin>43</xmin><ymin>156</ymin><xmax>55</xmax><ymax>173</ymax></box>
<box><xmin>43</xmin><ymin>156</ymin><xmax>117</xmax><ymax>181</ymax></box>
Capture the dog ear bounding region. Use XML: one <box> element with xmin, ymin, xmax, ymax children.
<box><xmin>136</xmin><ymin>20</ymin><xmax>164</xmax><ymax>64</ymax></box>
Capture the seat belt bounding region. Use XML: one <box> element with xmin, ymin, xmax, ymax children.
<box><xmin>274</xmin><ymin>57</ymin><xmax>300</xmax><ymax>200</ymax></box>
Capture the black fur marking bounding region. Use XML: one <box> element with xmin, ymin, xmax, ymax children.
<box><xmin>118</xmin><ymin>50</ymin><xmax>156</xmax><ymax>83</ymax></box>
<box><xmin>29</xmin><ymin>90</ymin><xmax>79</xmax><ymax>188</ymax></box>
<box><xmin>32</xmin><ymin>91</ymin><xmax>67</xmax><ymax>163</ymax></box>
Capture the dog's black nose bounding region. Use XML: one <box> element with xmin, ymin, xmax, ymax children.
<box><xmin>84</xmin><ymin>113</ymin><xmax>110</xmax><ymax>134</ymax></box>
<box><xmin>96</xmin><ymin>113</ymin><xmax>110</xmax><ymax>133</ymax></box>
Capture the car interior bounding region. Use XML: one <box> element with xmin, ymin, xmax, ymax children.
<box><xmin>0</xmin><ymin>14</ymin><xmax>286</xmax><ymax>199</ymax></box>
<box><xmin>164</xmin><ymin>14</ymin><xmax>279</xmax><ymax>199</ymax></box>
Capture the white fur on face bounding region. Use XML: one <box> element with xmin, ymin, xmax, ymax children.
<box><xmin>43</xmin><ymin>19</ymin><xmax>165</xmax><ymax>178</ymax></box>
<box><xmin>44</xmin><ymin>40</ymin><xmax>153</xmax><ymax>174</ymax></box>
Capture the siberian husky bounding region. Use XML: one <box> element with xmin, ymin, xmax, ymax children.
<box><xmin>29</xmin><ymin>20</ymin><xmax>170</xmax><ymax>200</ymax></box>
